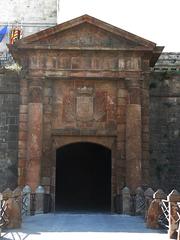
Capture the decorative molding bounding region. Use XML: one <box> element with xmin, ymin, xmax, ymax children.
<box><xmin>77</xmin><ymin>86</ymin><xmax>93</xmax><ymax>95</ymax></box>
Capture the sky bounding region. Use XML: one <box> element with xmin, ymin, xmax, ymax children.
<box><xmin>58</xmin><ymin>0</ymin><xmax>180</xmax><ymax>52</ymax></box>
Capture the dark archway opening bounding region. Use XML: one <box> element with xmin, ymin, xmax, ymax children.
<box><xmin>55</xmin><ymin>142</ymin><xmax>111</xmax><ymax>212</ymax></box>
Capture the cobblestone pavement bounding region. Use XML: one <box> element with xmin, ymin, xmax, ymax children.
<box><xmin>1</xmin><ymin>213</ymin><xmax>167</xmax><ymax>240</ymax></box>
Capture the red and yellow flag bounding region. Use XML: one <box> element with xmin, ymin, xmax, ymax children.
<box><xmin>10</xmin><ymin>27</ymin><xmax>22</xmax><ymax>44</ymax></box>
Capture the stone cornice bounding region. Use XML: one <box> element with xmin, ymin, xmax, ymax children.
<box><xmin>27</xmin><ymin>69</ymin><xmax>142</xmax><ymax>79</ymax></box>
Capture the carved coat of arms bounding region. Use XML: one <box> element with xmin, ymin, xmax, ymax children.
<box><xmin>63</xmin><ymin>86</ymin><xmax>107</xmax><ymax>123</ymax></box>
<box><xmin>76</xmin><ymin>86</ymin><xmax>94</xmax><ymax>121</ymax></box>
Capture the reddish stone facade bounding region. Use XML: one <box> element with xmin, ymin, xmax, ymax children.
<box><xmin>9</xmin><ymin>15</ymin><xmax>163</xmax><ymax>210</ymax></box>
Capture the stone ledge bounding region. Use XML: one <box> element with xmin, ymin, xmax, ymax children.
<box><xmin>52</xmin><ymin>128</ymin><xmax>117</xmax><ymax>137</ymax></box>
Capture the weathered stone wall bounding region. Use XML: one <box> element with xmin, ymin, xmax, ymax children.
<box><xmin>0</xmin><ymin>69</ymin><xmax>19</xmax><ymax>191</ymax></box>
<box><xmin>149</xmin><ymin>71</ymin><xmax>180</xmax><ymax>192</ymax></box>
<box><xmin>0</xmin><ymin>54</ymin><xmax>180</xmax><ymax>194</ymax></box>
<box><xmin>14</xmin><ymin>15</ymin><xmax>153</xmax><ymax>200</ymax></box>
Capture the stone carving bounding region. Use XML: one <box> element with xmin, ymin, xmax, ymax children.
<box><xmin>63</xmin><ymin>87</ymin><xmax>107</xmax><ymax>123</ymax></box>
<box><xmin>76</xmin><ymin>96</ymin><xmax>94</xmax><ymax>121</ymax></box>
<box><xmin>77</xmin><ymin>86</ymin><xmax>93</xmax><ymax>95</ymax></box>
<box><xmin>76</xmin><ymin>86</ymin><xmax>94</xmax><ymax>122</ymax></box>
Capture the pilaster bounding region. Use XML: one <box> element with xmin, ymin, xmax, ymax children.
<box><xmin>26</xmin><ymin>76</ymin><xmax>43</xmax><ymax>191</ymax></box>
<box><xmin>125</xmin><ymin>78</ymin><xmax>142</xmax><ymax>190</ymax></box>
<box><xmin>18</xmin><ymin>73</ymin><xmax>28</xmax><ymax>187</ymax></box>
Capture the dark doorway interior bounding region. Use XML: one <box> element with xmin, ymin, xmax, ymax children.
<box><xmin>55</xmin><ymin>142</ymin><xmax>111</xmax><ymax>212</ymax></box>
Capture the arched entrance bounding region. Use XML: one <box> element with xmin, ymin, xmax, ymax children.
<box><xmin>55</xmin><ymin>142</ymin><xmax>111</xmax><ymax>212</ymax></box>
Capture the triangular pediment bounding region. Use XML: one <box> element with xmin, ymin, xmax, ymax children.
<box><xmin>14</xmin><ymin>15</ymin><xmax>156</xmax><ymax>50</ymax></box>
<box><xmin>35</xmin><ymin>22</ymin><xmax>144</xmax><ymax>49</ymax></box>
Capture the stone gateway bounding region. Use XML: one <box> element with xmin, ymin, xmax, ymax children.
<box><xmin>8</xmin><ymin>15</ymin><xmax>163</xmax><ymax>211</ymax></box>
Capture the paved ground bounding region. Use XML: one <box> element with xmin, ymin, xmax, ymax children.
<box><xmin>1</xmin><ymin>213</ymin><xmax>167</xmax><ymax>240</ymax></box>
